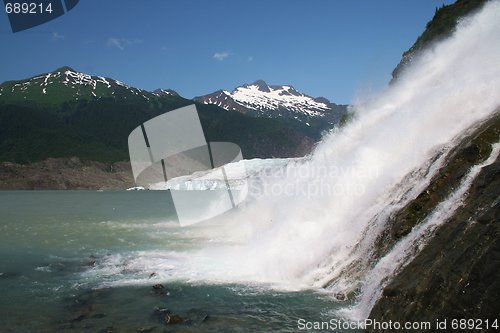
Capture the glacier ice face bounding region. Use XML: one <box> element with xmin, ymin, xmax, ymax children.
<box><xmin>149</xmin><ymin>158</ymin><xmax>292</xmax><ymax>191</ymax></box>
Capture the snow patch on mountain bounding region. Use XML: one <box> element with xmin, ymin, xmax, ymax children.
<box><xmin>5</xmin><ymin>67</ymin><xmax>151</xmax><ymax>101</ymax></box>
<box><xmin>194</xmin><ymin>80</ymin><xmax>346</xmax><ymax>126</ymax></box>
<box><xmin>152</xmin><ymin>88</ymin><xmax>179</xmax><ymax>97</ymax></box>
<box><xmin>230</xmin><ymin>82</ymin><xmax>330</xmax><ymax>117</ymax></box>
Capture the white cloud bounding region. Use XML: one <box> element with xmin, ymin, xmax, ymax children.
<box><xmin>213</xmin><ymin>52</ymin><xmax>230</xmax><ymax>61</ymax></box>
<box><xmin>107</xmin><ymin>37</ymin><xmax>125</xmax><ymax>50</ymax></box>
<box><xmin>107</xmin><ymin>37</ymin><xmax>141</xmax><ymax>50</ymax></box>
<box><xmin>51</xmin><ymin>32</ymin><xmax>64</xmax><ymax>41</ymax></box>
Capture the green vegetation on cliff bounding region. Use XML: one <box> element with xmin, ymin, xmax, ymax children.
<box><xmin>391</xmin><ymin>0</ymin><xmax>488</xmax><ymax>81</ymax></box>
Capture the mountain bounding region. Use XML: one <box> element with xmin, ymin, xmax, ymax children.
<box><xmin>0</xmin><ymin>66</ymin><xmax>162</xmax><ymax>107</ymax></box>
<box><xmin>0</xmin><ymin>67</ymin><xmax>346</xmax><ymax>136</ymax></box>
<box><xmin>194</xmin><ymin>80</ymin><xmax>347</xmax><ymax>130</ymax></box>
<box><xmin>0</xmin><ymin>67</ymin><xmax>318</xmax><ymax>176</ymax></box>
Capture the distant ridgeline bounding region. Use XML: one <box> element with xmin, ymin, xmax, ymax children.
<box><xmin>0</xmin><ymin>67</ymin><xmax>346</xmax><ymax>164</ymax></box>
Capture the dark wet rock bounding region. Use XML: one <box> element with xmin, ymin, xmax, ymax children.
<box><xmin>151</xmin><ymin>283</ymin><xmax>169</xmax><ymax>296</ymax></box>
<box><xmin>83</xmin><ymin>256</ymin><xmax>98</xmax><ymax>267</ymax></box>
<box><xmin>152</xmin><ymin>284</ymin><xmax>164</xmax><ymax>290</ymax></box>
<box><xmin>164</xmin><ymin>314</ymin><xmax>184</xmax><ymax>325</ymax></box>
<box><xmin>149</xmin><ymin>272</ymin><xmax>157</xmax><ymax>278</ymax></box>
<box><xmin>84</xmin><ymin>259</ymin><xmax>97</xmax><ymax>267</ymax></box>
<box><xmin>381</xmin><ymin>287</ymin><xmax>399</xmax><ymax>298</ymax></box>
<box><xmin>334</xmin><ymin>292</ymin><xmax>347</xmax><ymax>301</ymax></box>
<box><xmin>64</xmin><ymin>288</ymin><xmax>109</xmax><ymax>324</ymax></box>
<box><xmin>82</xmin><ymin>254</ymin><xmax>98</xmax><ymax>267</ymax></box>
<box><xmin>186</xmin><ymin>308</ymin><xmax>211</xmax><ymax>323</ymax></box>
<box><xmin>152</xmin><ymin>307</ymin><xmax>171</xmax><ymax>322</ymax></box>
<box><xmin>70</xmin><ymin>314</ymin><xmax>87</xmax><ymax>322</ymax></box>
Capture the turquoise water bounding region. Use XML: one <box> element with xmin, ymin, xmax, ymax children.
<box><xmin>0</xmin><ymin>191</ymin><xmax>350</xmax><ymax>332</ymax></box>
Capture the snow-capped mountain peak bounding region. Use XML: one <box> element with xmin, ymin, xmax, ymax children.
<box><xmin>194</xmin><ymin>80</ymin><xmax>347</xmax><ymax>126</ymax></box>
<box><xmin>152</xmin><ymin>88</ymin><xmax>179</xmax><ymax>96</ymax></box>
<box><xmin>0</xmin><ymin>67</ymin><xmax>170</xmax><ymax>104</ymax></box>
<box><xmin>242</xmin><ymin>79</ymin><xmax>271</xmax><ymax>92</ymax></box>
<box><xmin>29</xmin><ymin>67</ymin><xmax>134</xmax><ymax>91</ymax></box>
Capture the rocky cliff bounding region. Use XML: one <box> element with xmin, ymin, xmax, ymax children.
<box><xmin>368</xmin><ymin>0</ymin><xmax>499</xmax><ymax>329</ymax></box>
<box><xmin>368</xmin><ymin>113</ymin><xmax>500</xmax><ymax>330</ymax></box>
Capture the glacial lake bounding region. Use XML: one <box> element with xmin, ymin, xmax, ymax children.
<box><xmin>0</xmin><ymin>191</ymin><xmax>354</xmax><ymax>332</ymax></box>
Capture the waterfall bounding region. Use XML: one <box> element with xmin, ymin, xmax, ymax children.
<box><xmin>196</xmin><ymin>0</ymin><xmax>500</xmax><ymax>289</ymax></box>
<box><xmin>89</xmin><ymin>0</ymin><xmax>500</xmax><ymax>320</ymax></box>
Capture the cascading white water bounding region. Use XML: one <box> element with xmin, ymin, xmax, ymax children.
<box><xmin>341</xmin><ymin>142</ymin><xmax>500</xmax><ymax>320</ymax></box>
<box><xmin>87</xmin><ymin>0</ymin><xmax>500</xmax><ymax>320</ymax></box>
<box><xmin>186</xmin><ymin>0</ymin><xmax>500</xmax><ymax>284</ymax></box>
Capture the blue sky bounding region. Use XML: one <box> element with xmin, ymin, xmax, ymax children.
<box><xmin>0</xmin><ymin>0</ymin><xmax>453</xmax><ymax>104</ymax></box>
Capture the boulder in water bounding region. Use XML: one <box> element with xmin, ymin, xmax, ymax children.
<box><xmin>151</xmin><ymin>306</ymin><xmax>171</xmax><ymax>322</ymax></box>
<box><xmin>334</xmin><ymin>292</ymin><xmax>347</xmax><ymax>301</ymax></box>
<box><xmin>164</xmin><ymin>314</ymin><xmax>184</xmax><ymax>324</ymax></box>
<box><xmin>152</xmin><ymin>284</ymin><xmax>164</xmax><ymax>290</ymax></box>
<box><xmin>151</xmin><ymin>283</ymin><xmax>169</xmax><ymax>296</ymax></box>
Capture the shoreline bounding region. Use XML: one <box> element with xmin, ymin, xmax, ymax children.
<box><xmin>0</xmin><ymin>157</ymin><xmax>134</xmax><ymax>190</ymax></box>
